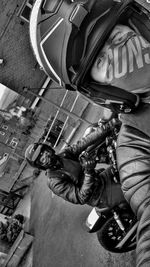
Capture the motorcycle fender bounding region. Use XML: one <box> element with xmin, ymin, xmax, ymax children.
<box><xmin>85</xmin><ymin>207</ymin><xmax>112</xmax><ymax>233</ymax></box>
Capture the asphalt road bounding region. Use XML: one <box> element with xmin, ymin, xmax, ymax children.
<box><xmin>29</xmin><ymin>172</ymin><xmax>136</xmax><ymax>267</ymax></box>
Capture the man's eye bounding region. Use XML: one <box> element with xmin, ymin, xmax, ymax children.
<box><xmin>97</xmin><ymin>54</ymin><xmax>105</xmax><ymax>64</ymax></box>
<box><xmin>97</xmin><ymin>58</ymin><xmax>102</xmax><ymax>64</ymax></box>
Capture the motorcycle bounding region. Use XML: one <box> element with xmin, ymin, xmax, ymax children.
<box><xmin>80</xmin><ymin>118</ymin><xmax>138</xmax><ymax>253</ymax></box>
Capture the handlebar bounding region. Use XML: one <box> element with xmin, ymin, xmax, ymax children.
<box><xmin>79</xmin><ymin>150</ymin><xmax>99</xmax><ymax>165</ymax></box>
<box><xmin>79</xmin><ymin>119</ymin><xmax>120</xmax><ymax>168</ymax></box>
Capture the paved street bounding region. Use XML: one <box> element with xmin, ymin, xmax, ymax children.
<box><xmin>28</xmin><ymin>88</ymin><xmax>136</xmax><ymax>267</ymax></box>
<box><xmin>29</xmin><ymin>172</ymin><xmax>136</xmax><ymax>267</ymax></box>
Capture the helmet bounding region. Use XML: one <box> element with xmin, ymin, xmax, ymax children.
<box><xmin>25</xmin><ymin>143</ymin><xmax>56</xmax><ymax>170</ymax></box>
<box><xmin>29</xmin><ymin>0</ymin><xmax>132</xmax><ymax>87</ymax></box>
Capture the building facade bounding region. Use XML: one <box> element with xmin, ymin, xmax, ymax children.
<box><xmin>0</xmin><ymin>0</ymin><xmax>47</xmax><ymax>97</ymax></box>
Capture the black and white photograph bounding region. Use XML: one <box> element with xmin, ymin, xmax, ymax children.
<box><xmin>1</xmin><ymin>1</ymin><xmax>150</xmax><ymax>266</ymax></box>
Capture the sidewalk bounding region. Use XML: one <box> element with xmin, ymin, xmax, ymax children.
<box><xmin>3</xmin><ymin>229</ymin><xmax>33</xmax><ymax>267</ymax></box>
<box><xmin>0</xmin><ymin>187</ymin><xmax>33</xmax><ymax>267</ymax></box>
<box><xmin>14</xmin><ymin>189</ymin><xmax>32</xmax><ymax>232</ymax></box>
<box><xmin>1</xmin><ymin>102</ymin><xmax>104</xmax><ymax>266</ymax></box>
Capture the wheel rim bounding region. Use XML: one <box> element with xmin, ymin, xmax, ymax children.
<box><xmin>99</xmin><ymin>214</ymin><xmax>136</xmax><ymax>250</ymax></box>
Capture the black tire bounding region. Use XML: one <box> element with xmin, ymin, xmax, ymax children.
<box><xmin>97</xmin><ymin>213</ymin><xmax>136</xmax><ymax>253</ymax></box>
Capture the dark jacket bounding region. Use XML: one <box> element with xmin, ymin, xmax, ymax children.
<box><xmin>117</xmin><ymin>103</ymin><xmax>150</xmax><ymax>267</ymax></box>
<box><xmin>46</xmin><ymin>119</ymin><xmax>124</xmax><ymax>207</ymax></box>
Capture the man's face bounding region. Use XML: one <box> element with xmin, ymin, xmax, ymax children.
<box><xmin>91</xmin><ymin>25</ymin><xmax>135</xmax><ymax>83</ymax></box>
<box><xmin>38</xmin><ymin>149</ymin><xmax>54</xmax><ymax>169</ymax></box>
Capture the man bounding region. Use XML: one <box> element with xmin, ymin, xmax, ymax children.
<box><xmin>91</xmin><ymin>24</ymin><xmax>150</xmax><ymax>267</ymax></box>
<box><xmin>25</xmin><ymin>117</ymin><xmax>124</xmax><ymax>209</ymax></box>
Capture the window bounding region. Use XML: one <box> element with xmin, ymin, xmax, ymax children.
<box><xmin>2</xmin><ymin>125</ymin><xmax>8</xmax><ymax>130</ymax></box>
<box><xmin>10</xmin><ymin>138</ymin><xmax>18</xmax><ymax>148</ymax></box>
<box><xmin>0</xmin><ymin>131</ymin><xmax>5</xmax><ymax>136</ymax></box>
<box><xmin>18</xmin><ymin>0</ymin><xmax>34</xmax><ymax>23</ymax></box>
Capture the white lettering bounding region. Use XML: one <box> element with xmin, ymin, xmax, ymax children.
<box><xmin>139</xmin><ymin>36</ymin><xmax>150</xmax><ymax>64</ymax></box>
<box><xmin>104</xmin><ymin>34</ymin><xmax>150</xmax><ymax>83</ymax></box>
<box><xmin>114</xmin><ymin>45</ymin><xmax>127</xmax><ymax>79</ymax></box>
<box><xmin>127</xmin><ymin>37</ymin><xmax>143</xmax><ymax>72</ymax></box>
<box><xmin>106</xmin><ymin>48</ymin><xmax>113</xmax><ymax>82</ymax></box>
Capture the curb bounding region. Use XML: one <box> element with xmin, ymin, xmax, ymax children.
<box><xmin>3</xmin><ymin>230</ymin><xmax>33</xmax><ymax>267</ymax></box>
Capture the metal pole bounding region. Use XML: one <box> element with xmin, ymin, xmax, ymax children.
<box><xmin>25</xmin><ymin>88</ymin><xmax>91</xmax><ymax>125</ymax></box>
<box><xmin>54</xmin><ymin>93</ymin><xmax>79</xmax><ymax>147</ymax></box>
<box><xmin>44</xmin><ymin>90</ymin><xmax>68</xmax><ymax>142</ymax></box>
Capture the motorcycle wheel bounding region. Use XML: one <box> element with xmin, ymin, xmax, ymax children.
<box><xmin>97</xmin><ymin>213</ymin><xmax>136</xmax><ymax>253</ymax></box>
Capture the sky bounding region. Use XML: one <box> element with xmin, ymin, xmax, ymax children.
<box><xmin>0</xmin><ymin>83</ymin><xmax>19</xmax><ymax>109</ymax></box>
<box><xmin>0</xmin><ymin>84</ymin><xmax>6</xmax><ymax>100</ymax></box>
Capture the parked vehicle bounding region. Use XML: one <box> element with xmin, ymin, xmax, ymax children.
<box><xmin>81</xmin><ymin>119</ymin><xmax>137</xmax><ymax>253</ymax></box>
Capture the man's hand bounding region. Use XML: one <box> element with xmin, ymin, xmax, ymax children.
<box><xmin>80</xmin><ymin>156</ymin><xmax>96</xmax><ymax>171</ymax></box>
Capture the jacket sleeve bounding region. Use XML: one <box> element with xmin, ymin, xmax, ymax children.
<box><xmin>117</xmin><ymin>124</ymin><xmax>150</xmax><ymax>267</ymax></box>
<box><xmin>46</xmin><ymin>169</ymin><xmax>98</xmax><ymax>205</ymax></box>
<box><xmin>64</xmin><ymin>119</ymin><xmax>119</xmax><ymax>159</ymax></box>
